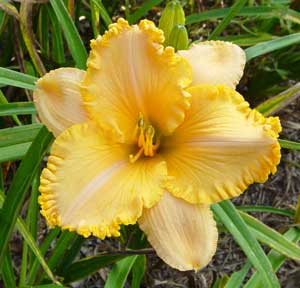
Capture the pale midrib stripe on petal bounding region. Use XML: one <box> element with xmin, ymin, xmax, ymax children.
<box><xmin>62</xmin><ymin>160</ymin><xmax>126</xmax><ymax>223</ymax></box>
<box><xmin>184</xmin><ymin>136</ymin><xmax>276</xmax><ymax>147</ymax></box>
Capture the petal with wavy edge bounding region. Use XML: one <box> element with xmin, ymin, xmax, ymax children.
<box><xmin>33</xmin><ymin>68</ymin><xmax>88</xmax><ymax>136</ymax></box>
<box><xmin>81</xmin><ymin>18</ymin><xmax>191</xmax><ymax>142</ymax></box>
<box><xmin>178</xmin><ymin>41</ymin><xmax>246</xmax><ymax>88</ymax></box>
<box><xmin>39</xmin><ymin>121</ymin><xmax>167</xmax><ymax>238</ymax></box>
<box><xmin>139</xmin><ymin>192</ymin><xmax>218</xmax><ymax>271</ymax></box>
<box><xmin>162</xmin><ymin>85</ymin><xmax>281</xmax><ymax>204</ymax></box>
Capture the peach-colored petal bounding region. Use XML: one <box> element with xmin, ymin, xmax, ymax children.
<box><xmin>178</xmin><ymin>41</ymin><xmax>246</xmax><ymax>88</ymax></box>
<box><xmin>81</xmin><ymin>18</ymin><xmax>191</xmax><ymax>142</ymax></box>
<box><xmin>33</xmin><ymin>68</ymin><xmax>88</xmax><ymax>136</ymax></box>
<box><xmin>162</xmin><ymin>85</ymin><xmax>281</xmax><ymax>204</ymax></box>
<box><xmin>39</xmin><ymin>121</ymin><xmax>168</xmax><ymax>239</ymax></box>
<box><xmin>139</xmin><ymin>192</ymin><xmax>218</xmax><ymax>271</ymax></box>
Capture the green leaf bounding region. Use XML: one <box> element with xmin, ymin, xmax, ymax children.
<box><xmin>279</xmin><ymin>139</ymin><xmax>300</xmax><ymax>150</ymax></box>
<box><xmin>39</xmin><ymin>231</ymin><xmax>78</xmax><ymax>282</ymax></box>
<box><xmin>0</xmin><ymin>142</ymin><xmax>32</xmax><ymax>163</ymax></box>
<box><xmin>256</xmin><ymin>83</ymin><xmax>300</xmax><ymax>115</ymax></box>
<box><xmin>245</xmin><ymin>228</ymin><xmax>300</xmax><ymax>288</ymax></box>
<box><xmin>186</xmin><ymin>6</ymin><xmax>274</xmax><ymax>25</ymax></box>
<box><xmin>211</xmin><ymin>201</ymin><xmax>280</xmax><ymax>288</ymax></box>
<box><xmin>104</xmin><ymin>255</ymin><xmax>138</xmax><ymax>288</ymax></box>
<box><xmin>0</xmin><ymin>124</ymin><xmax>42</xmax><ymax>148</ymax></box>
<box><xmin>236</xmin><ymin>205</ymin><xmax>294</xmax><ymax>218</ymax></box>
<box><xmin>0</xmin><ymin>102</ymin><xmax>36</xmax><ymax>117</ymax></box>
<box><xmin>0</xmin><ymin>190</ymin><xmax>59</xmax><ymax>285</ymax></box>
<box><xmin>0</xmin><ymin>126</ymin><xmax>53</xmax><ymax>269</ymax></box>
<box><xmin>131</xmin><ymin>255</ymin><xmax>146</xmax><ymax>288</ymax></box>
<box><xmin>240</xmin><ymin>211</ymin><xmax>300</xmax><ymax>260</ymax></box>
<box><xmin>208</xmin><ymin>0</ymin><xmax>248</xmax><ymax>40</ymax></box>
<box><xmin>1</xmin><ymin>250</ymin><xmax>16</xmax><ymax>288</ymax></box>
<box><xmin>62</xmin><ymin>254</ymin><xmax>126</xmax><ymax>283</ymax></box>
<box><xmin>28</xmin><ymin>228</ymin><xmax>61</xmax><ymax>285</ymax></box>
<box><xmin>90</xmin><ymin>0</ymin><xmax>112</xmax><ymax>27</ymax></box>
<box><xmin>245</xmin><ymin>33</ymin><xmax>300</xmax><ymax>62</ymax></box>
<box><xmin>128</xmin><ymin>0</ymin><xmax>163</xmax><ymax>24</ymax></box>
<box><xmin>49</xmin><ymin>0</ymin><xmax>88</xmax><ymax>69</ymax></box>
<box><xmin>47</xmin><ymin>5</ymin><xmax>66</xmax><ymax>65</ymax></box>
<box><xmin>225</xmin><ymin>261</ymin><xmax>251</xmax><ymax>288</ymax></box>
<box><xmin>0</xmin><ymin>90</ymin><xmax>22</xmax><ymax>125</ymax></box>
<box><xmin>0</xmin><ymin>67</ymin><xmax>37</xmax><ymax>90</ymax></box>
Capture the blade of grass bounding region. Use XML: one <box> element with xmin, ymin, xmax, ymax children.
<box><xmin>49</xmin><ymin>0</ymin><xmax>87</xmax><ymax>69</ymax></box>
<box><xmin>90</xmin><ymin>0</ymin><xmax>112</xmax><ymax>27</ymax></box>
<box><xmin>0</xmin><ymin>90</ymin><xmax>22</xmax><ymax>125</ymax></box>
<box><xmin>38</xmin><ymin>5</ymin><xmax>50</xmax><ymax>59</ymax></box>
<box><xmin>0</xmin><ymin>142</ymin><xmax>32</xmax><ymax>163</ymax></box>
<box><xmin>0</xmin><ymin>126</ymin><xmax>53</xmax><ymax>269</ymax></box>
<box><xmin>47</xmin><ymin>6</ymin><xmax>66</xmax><ymax>65</ymax></box>
<box><xmin>225</xmin><ymin>261</ymin><xmax>251</xmax><ymax>288</ymax></box>
<box><xmin>245</xmin><ymin>227</ymin><xmax>300</xmax><ymax>288</ymax></box>
<box><xmin>0</xmin><ymin>190</ymin><xmax>60</xmax><ymax>285</ymax></box>
<box><xmin>104</xmin><ymin>255</ymin><xmax>138</xmax><ymax>288</ymax></box>
<box><xmin>0</xmin><ymin>0</ymin><xmax>19</xmax><ymax>20</ymax></box>
<box><xmin>0</xmin><ymin>102</ymin><xmax>36</xmax><ymax>117</ymax></box>
<box><xmin>208</xmin><ymin>0</ymin><xmax>248</xmax><ymax>40</ymax></box>
<box><xmin>240</xmin><ymin>211</ymin><xmax>300</xmax><ymax>260</ymax></box>
<box><xmin>62</xmin><ymin>254</ymin><xmax>126</xmax><ymax>283</ymax></box>
<box><xmin>211</xmin><ymin>201</ymin><xmax>280</xmax><ymax>288</ymax></box>
<box><xmin>279</xmin><ymin>139</ymin><xmax>300</xmax><ymax>150</ymax></box>
<box><xmin>186</xmin><ymin>6</ymin><xmax>300</xmax><ymax>25</ymax></box>
<box><xmin>256</xmin><ymin>83</ymin><xmax>300</xmax><ymax>116</ymax></box>
<box><xmin>1</xmin><ymin>250</ymin><xmax>17</xmax><ymax>288</ymax></box>
<box><xmin>0</xmin><ymin>67</ymin><xmax>37</xmax><ymax>90</ymax></box>
<box><xmin>128</xmin><ymin>0</ymin><xmax>163</xmax><ymax>24</ymax></box>
<box><xmin>245</xmin><ymin>33</ymin><xmax>300</xmax><ymax>61</ymax></box>
<box><xmin>131</xmin><ymin>255</ymin><xmax>146</xmax><ymax>288</ymax></box>
<box><xmin>90</xmin><ymin>0</ymin><xmax>100</xmax><ymax>37</ymax></box>
<box><xmin>27</xmin><ymin>228</ymin><xmax>61</xmax><ymax>285</ymax></box>
<box><xmin>236</xmin><ymin>205</ymin><xmax>294</xmax><ymax>218</ymax></box>
<box><xmin>56</xmin><ymin>235</ymin><xmax>85</xmax><ymax>274</ymax></box>
<box><xmin>19</xmin><ymin>170</ymin><xmax>41</xmax><ymax>287</ymax></box>
<box><xmin>38</xmin><ymin>231</ymin><xmax>78</xmax><ymax>283</ymax></box>
<box><xmin>20</xmin><ymin>1</ymin><xmax>46</xmax><ymax>76</ymax></box>
<box><xmin>0</xmin><ymin>124</ymin><xmax>42</xmax><ymax>148</ymax></box>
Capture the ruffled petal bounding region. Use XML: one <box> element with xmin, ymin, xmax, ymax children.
<box><xmin>81</xmin><ymin>18</ymin><xmax>191</xmax><ymax>142</ymax></box>
<box><xmin>139</xmin><ymin>192</ymin><xmax>218</xmax><ymax>271</ymax></box>
<box><xmin>178</xmin><ymin>41</ymin><xmax>246</xmax><ymax>88</ymax></box>
<box><xmin>39</xmin><ymin>121</ymin><xmax>167</xmax><ymax>238</ymax></box>
<box><xmin>162</xmin><ymin>85</ymin><xmax>281</xmax><ymax>204</ymax></box>
<box><xmin>33</xmin><ymin>68</ymin><xmax>88</xmax><ymax>136</ymax></box>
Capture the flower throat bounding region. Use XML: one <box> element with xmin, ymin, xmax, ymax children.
<box><xmin>129</xmin><ymin>113</ymin><xmax>160</xmax><ymax>163</ymax></box>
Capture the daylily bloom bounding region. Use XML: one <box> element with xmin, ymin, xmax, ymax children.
<box><xmin>34</xmin><ymin>18</ymin><xmax>281</xmax><ymax>271</ymax></box>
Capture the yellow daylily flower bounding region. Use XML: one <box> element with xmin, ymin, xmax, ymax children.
<box><xmin>34</xmin><ymin>18</ymin><xmax>281</xmax><ymax>271</ymax></box>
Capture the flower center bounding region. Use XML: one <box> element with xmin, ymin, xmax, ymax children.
<box><xmin>129</xmin><ymin>113</ymin><xmax>160</xmax><ymax>163</ymax></box>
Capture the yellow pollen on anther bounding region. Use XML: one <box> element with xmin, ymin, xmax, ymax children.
<box><xmin>129</xmin><ymin>114</ymin><xmax>160</xmax><ymax>163</ymax></box>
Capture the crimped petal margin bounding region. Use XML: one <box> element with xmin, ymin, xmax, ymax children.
<box><xmin>178</xmin><ymin>41</ymin><xmax>246</xmax><ymax>88</ymax></box>
<box><xmin>33</xmin><ymin>68</ymin><xmax>88</xmax><ymax>136</ymax></box>
<box><xmin>39</xmin><ymin>121</ymin><xmax>167</xmax><ymax>238</ymax></box>
<box><xmin>162</xmin><ymin>84</ymin><xmax>281</xmax><ymax>204</ymax></box>
<box><xmin>81</xmin><ymin>18</ymin><xmax>192</xmax><ymax>142</ymax></box>
<box><xmin>139</xmin><ymin>192</ymin><xmax>218</xmax><ymax>271</ymax></box>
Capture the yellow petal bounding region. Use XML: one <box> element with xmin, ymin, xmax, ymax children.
<box><xmin>178</xmin><ymin>41</ymin><xmax>246</xmax><ymax>88</ymax></box>
<box><xmin>39</xmin><ymin>121</ymin><xmax>168</xmax><ymax>238</ymax></box>
<box><xmin>139</xmin><ymin>192</ymin><xmax>218</xmax><ymax>271</ymax></box>
<box><xmin>81</xmin><ymin>18</ymin><xmax>191</xmax><ymax>142</ymax></box>
<box><xmin>162</xmin><ymin>85</ymin><xmax>281</xmax><ymax>204</ymax></box>
<box><xmin>33</xmin><ymin>68</ymin><xmax>88</xmax><ymax>136</ymax></box>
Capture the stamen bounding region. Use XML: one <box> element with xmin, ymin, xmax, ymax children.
<box><xmin>129</xmin><ymin>113</ymin><xmax>160</xmax><ymax>163</ymax></box>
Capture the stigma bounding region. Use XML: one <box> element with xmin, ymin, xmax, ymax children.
<box><xmin>129</xmin><ymin>113</ymin><xmax>160</xmax><ymax>163</ymax></box>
